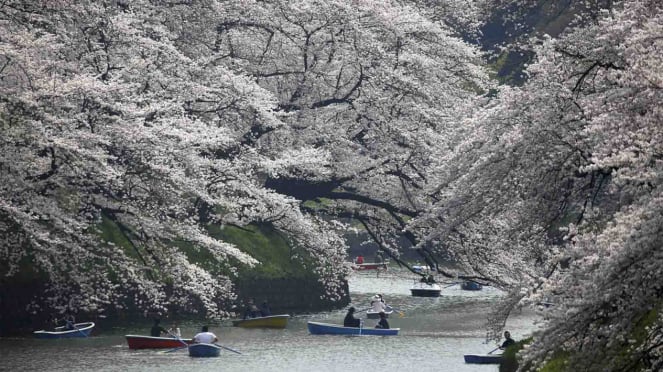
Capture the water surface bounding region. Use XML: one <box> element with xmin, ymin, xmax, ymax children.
<box><xmin>0</xmin><ymin>270</ymin><xmax>538</xmax><ymax>371</ymax></box>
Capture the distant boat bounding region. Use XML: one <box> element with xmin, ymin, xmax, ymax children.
<box><xmin>188</xmin><ymin>343</ymin><xmax>221</xmax><ymax>357</ymax></box>
<box><xmin>125</xmin><ymin>335</ymin><xmax>192</xmax><ymax>349</ymax></box>
<box><xmin>460</xmin><ymin>281</ymin><xmax>483</xmax><ymax>291</ymax></box>
<box><xmin>352</xmin><ymin>262</ymin><xmax>388</xmax><ymax>271</ymax></box>
<box><xmin>412</xmin><ymin>265</ymin><xmax>430</xmax><ymax>273</ymax></box>
<box><xmin>307</xmin><ymin>321</ymin><xmax>399</xmax><ymax>336</ymax></box>
<box><xmin>463</xmin><ymin>354</ymin><xmax>502</xmax><ymax>364</ymax></box>
<box><xmin>231</xmin><ymin>314</ymin><xmax>289</xmax><ymax>329</ymax></box>
<box><xmin>410</xmin><ymin>282</ymin><xmax>441</xmax><ymax>297</ymax></box>
<box><xmin>33</xmin><ymin>322</ymin><xmax>95</xmax><ymax>339</ymax></box>
<box><xmin>366</xmin><ymin>305</ymin><xmax>393</xmax><ymax>319</ymax></box>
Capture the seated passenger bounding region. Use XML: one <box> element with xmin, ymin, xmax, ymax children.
<box><xmin>343</xmin><ymin>307</ymin><xmax>361</xmax><ymax>328</ymax></box>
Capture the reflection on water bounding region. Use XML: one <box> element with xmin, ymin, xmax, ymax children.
<box><xmin>0</xmin><ymin>269</ymin><xmax>539</xmax><ymax>371</ymax></box>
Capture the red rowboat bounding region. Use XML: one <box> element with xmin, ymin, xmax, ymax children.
<box><xmin>125</xmin><ymin>335</ymin><xmax>193</xmax><ymax>349</ymax></box>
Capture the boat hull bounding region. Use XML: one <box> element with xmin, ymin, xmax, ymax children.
<box><xmin>410</xmin><ymin>282</ymin><xmax>441</xmax><ymax>297</ymax></box>
<box><xmin>307</xmin><ymin>321</ymin><xmax>399</xmax><ymax>336</ymax></box>
<box><xmin>366</xmin><ymin>306</ymin><xmax>393</xmax><ymax>319</ymax></box>
<box><xmin>410</xmin><ymin>289</ymin><xmax>441</xmax><ymax>297</ymax></box>
<box><xmin>188</xmin><ymin>343</ymin><xmax>221</xmax><ymax>357</ymax></box>
<box><xmin>461</xmin><ymin>281</ymin><xmax>483</xmax><ymax>291</ymax></box>
<box><xmin>125</xmin><ymin>335</ymin><xmax>193</xmax><ymax>349</ymax></box>
<box><xmin>464</xmin><ymin>354</ymin><xmax>502</xmax><ymax>364</ymax></box>
<box><xmin>33</xmin><ymin>322</ymin><xmax>95</xmax><ymax>339</ymax></box>
<box><xmin>232</xmin><ymin>314</ymin><xmax>289</xmax><ymax>329</ymax></box>
<box><xmin>353</xmin><ymin>262</ymin><xmax>388</xmax><ymax>271</ymax></box>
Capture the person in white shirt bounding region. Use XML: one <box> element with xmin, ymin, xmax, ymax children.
<box><xmin>167</xmin><ymin>322</ymin><xmax>181</xmax><ymax>338</ymax></box>
<box><xmin>192</xmin><ymin>325</ymin><xmax>218</xmax><ymax>344</ymax></box>
<box><xmin>370</xmin><ymin>294</ymin><xmax>386</xmax><ymax>312</ymax></box>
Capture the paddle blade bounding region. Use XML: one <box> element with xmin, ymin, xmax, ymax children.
<box><xmin>398</xmin><ymin>311</ymin><xmax>405</xmax><ymax>318</ymax></box>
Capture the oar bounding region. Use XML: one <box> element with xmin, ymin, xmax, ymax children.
<box><xmin>359</xmin><ymin>320</ymin><xmax>363</xmax><ymax>336</ymax></box>
<box><xmin>162</xmin><ymin>345</ymin><xmax>188</xmax><ymax>354</ymax></box>
<box><xmin>71</xmin><ymin>323</ymin><xmax>88</xmax><ymax>337</ymax></box>
<box><xmin>160</xmin><ymin>329</ymin><xmax>189</xmax><ymax>353</ymax></box>
<box><xmin>214</xmin><ymin>343</ymin><xmax>242</xmax><ymax>354</ymax></box>
<box><xmin>386</xmin><ymin>307</ymin><xmax>406</xmax><ymax>317</ymax></box>
<box><xmin>167</xmin><ymin>330</ymin><xmax>188</xmax><ymax>347</ymax></box>
<box><xmin>487</xmin><ymin>346</ymin><xmax>501</xmax><ymax>354</ymax></box>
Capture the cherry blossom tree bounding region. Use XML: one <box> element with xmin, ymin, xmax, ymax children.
<box><xmin>411</xmin><ymin>0</ymin><xmax>662</xmax><ymax>369</ymax></box>
<box><xmin>0</xmin><ymin>0</ymin><xmax>348</xmax><ymax>318</ymax></box>
<box><xmin>199</xmin><ymin>0</ymin><xmax>493</xmax><ymax>274</ymax></box>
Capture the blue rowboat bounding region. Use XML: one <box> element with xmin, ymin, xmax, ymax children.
<box><xmin>463</xmin><ymin>354</ymin><xmax>502</xmax><ymax>364</ymax></box>
<box><xmin>460</xmin><ymin>281</ymin><xmax>483</xmax><ymax>291</ymax></box>
<box><xmin>188</xmin><ymin>343</ymin><xmax>221</xmax><ymax>357</ymax></box>
<box><xmin>307</xmin><ymin>321</ymin><xmax>399</xmax><ymax>336</ymax></box>
<box><xmin>33</xmin><ymin>322</ymin><xmax>95</xmax><ymax>339</ymax></box>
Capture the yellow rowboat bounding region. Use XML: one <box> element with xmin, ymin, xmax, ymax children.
<box><xmin>231</xmin><ymin>314</ymin><xmax>289</xmax><ymax>329</ymax></box>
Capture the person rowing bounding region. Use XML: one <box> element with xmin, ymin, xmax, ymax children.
<box><xmin>192</xmin><ymin>325</ymin><xmax>218</xmax><ymax>344</ymax></box>
<box><xmin>343</xmin><ymin>307</ymin><xmax>361</xmax><ymax>328</ymax></box>
<box><xmin>370</xmin><ymin>294</ymin><xmax>387</xmax><ymax>313</ymax></box>
<box><xmin>375</xmin><ymin>312</ymin><xmax>389</xmax><ymax>329</ymax></box>
<box><xmin>150</xmin><ymin>319</ymin><xmax>168</xmax><ymax>337</ymax></box>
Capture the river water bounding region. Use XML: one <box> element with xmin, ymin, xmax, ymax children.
<box><xmin>0</xmin><ymin>270</ymin><xmax>539</xmax><ymax>371</ymax></box>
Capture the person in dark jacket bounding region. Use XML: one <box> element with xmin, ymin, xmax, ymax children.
<box><xmin>150</xmin><ymin>319</ymin><xmax>168</xmax><ymax>337</ymax></box>
<box><xmin>259</xmin><ymin>301</ymin><xmax>271</xmax><ymax>317</ymax></box>
<box><xmin>343</xmin><ymin>307</ymin><xmax>361</xmax><ymax>328</ymax></box>
<box><xmin>500</xmin><ymin>331</ymin><xmax>516</xmax><ymax>349</ymax></box>
<box><xmin>375</xmin><ymin>312</ymin><xmax>389</xmax><ymax>329</ymax></box>
<box><xmin>243</xmin><ymin>298</ymin><xmax>260</xmax><ymax>319</ymax></box>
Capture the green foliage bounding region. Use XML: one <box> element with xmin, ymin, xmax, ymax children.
<box><xmin>538</xmin><ymin>351</ymin><xmax>571</xmax><ymax>372</ymax></box>
<box><xmin>500</xmin><ymin>337</ymin><xmax>532</xmax><ymax>372</ymax></box>
<box><xmin>207</xmin><ymin>223</ymin><xmax>312</xmax><ymax>279</ymax></box>
<box><xmin>96</xmin><ymin>215</ymin><xmax>139</xmax><ymax>260</ymax></box>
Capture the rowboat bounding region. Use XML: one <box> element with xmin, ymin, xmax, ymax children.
<box><xmin>366</xmin><ymin>305</ymin><xmax>393</xmax><ymax>319</ymax></box>
<box><xmin>125</xmin><ymin>335</ymin><xmax>192</xmax><ymax>349</ymax></box>
<box><xmin>460</xmin><ymin>281</ymin><xmax>483</xmax><ymax>291</ymax></box>
<box><xmin>352</xmin><ymin>262</ymin><xmax>388</xmax><ymax>271</ymax></box>
<box><xmin>463</xmin><ymin>354</ymin><xmax>502</xmax><ymax>364</ymax></box>
<box><xmin>188</xmin><ymin>343</ymin><xmax>221</xmax><ymax>357</ymax></box>
<box><xmin>410</xmin><ymin>282</ymin><xmax>441</xmax><ymax>297</ymax></box>
<box><xmin>231</xmin><ymin>314</ymin><xmax>289</xmax><ymax>329</ymax></box>
<box><xmin>33</xmin><ymin>322</ymin><xmax>95</xmax><ymax>339</ymax></box>
<box><xmin>307</xmin><ymin>321</ymin><xmax>399</xmax><ymax>336</ymax></box>
<box><xmin>412</xmin><ymin>265</ymin><xmax>430</xmax><ymax>273</ymax></box>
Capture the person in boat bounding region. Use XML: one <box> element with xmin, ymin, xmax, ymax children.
<box><xmin>243</xmin><ymin>298</ymin><xmax>260</xmax><ymax>319</ymax></box>
<box><xmin>168</xmin><ymin>322</ymin><xmax>181</xmax><ymax>338</ymax></box>
<box><xmin>500</xmin><ymin>331</ymin><xmax>516</xmax><ymax>349</ymax></box>
<box><xmin>192</xmin><ymin>325</ymin><xmax>218</xmax><ymax>344</ymax></box>
<box><xmin>375</xmin><ymin>311</ymin><xmax>389</xmax><ymax>329</ymax></box>
<box><xmin>343</xmin><ymin>307</ymin><xmax>361</xmax><ymax>328</ymax></box>
<box><xmin>420</xmin><ymin>274</ymin><xmax>436</xmax><ymax>285</ymax></box>
<box><xmin>370</xmin><ymin>294</ymin><xmax>386</xmax><ymax>313</ymax></box>
<box><xmin>150</xmin><ymin>318</ymin><xmax>168</xmax><ymax>337</ymax></box>
<box><xmin>375</xmin><ymin>251</ymin><xmax>384</xmax><ymax>263</ymax></box>
<box><xmin>259</xmin><ymin>300</ymin><xmax>271</xmax><ymax>317</ymax></box>
<box><xmin>356</xmin><ymin>255</ymin><xmax>364</xmax><ymax>264</ymax></box>
<box><xmin>64</xmin><ymin>313</ymin><xmax>76</xmax><ymax>330</ymax></box>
